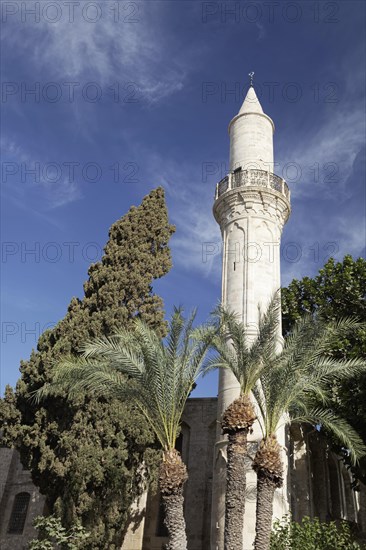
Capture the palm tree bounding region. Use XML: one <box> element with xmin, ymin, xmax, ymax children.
<box><xmin>204</xmin><ymin>293</ymin><xmax>282</xmax><ymax>550</ymax></box>
<box><xmin>34</xmin><ymin>308</ymin><xmax>213</xmax><ymax>550</ymax></box>
<box><xmin>251</xmin><ymin>315</ymin><xmax>366</xmax><ymax>550</ymax></box>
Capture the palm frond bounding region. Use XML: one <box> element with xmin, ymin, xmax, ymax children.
<box><xmin>32</xmin><ymin>308</ymin><xmax>211</xmax><ymax>453</ymax></box>
<box><xmin>32</xmin><ymin>356</ymin><xmax>129</xmax><ymax>403</ymax></box>
<box><xmin>250</xmin><ymin>311</ymin><xmax>366</xmax><ymax>465</ymax></box>
<box><xmin>292</xmin><ymin>408</ymin><xmax>366</xmax><ymax>465</ymax></box>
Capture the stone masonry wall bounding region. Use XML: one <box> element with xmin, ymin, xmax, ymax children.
<box><xmin>0</xmin><ymin>447</ymin><xmax>45</xmax><ymax>550</ymax></box>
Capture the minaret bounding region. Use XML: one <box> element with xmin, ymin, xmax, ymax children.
<box><xmin>211</xmin><ymin>78</ymin><xmax>291</xmax><ymax>549</ymax></box>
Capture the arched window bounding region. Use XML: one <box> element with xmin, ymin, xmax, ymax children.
<box><xmin>328</xmin><ymin>454</ymin><xmax>343</xmax><ymax>519</ymax></box>
<box><xmin>7</xmin><ymin>492</ymin><xmax>30</xmax><ymax>534</ymax></box>
<box><xmin>341</xmin><ymin>465</ymin><xmax>357</xmax><ymax>522</ymax></box>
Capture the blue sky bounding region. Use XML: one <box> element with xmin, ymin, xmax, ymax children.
<box><xmin>1</xmin><ymin>0</ymin><xmax>365</xmax><ymax>397</ymax></box>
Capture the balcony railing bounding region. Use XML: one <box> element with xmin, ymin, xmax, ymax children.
<box><xmin>216</xmin><ymin>169</ymin><xmax>290</xmax><ymax>201</ymax></box>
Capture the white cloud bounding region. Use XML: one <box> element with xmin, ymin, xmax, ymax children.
<box><xmin>0</xmin><ymin>137</ymin><xmax>28</xmax><ymax>163</ymax></box>
<box><xmin>276</xmin><ymin>88</ymin><xmax>365</xmax><ymax>283</ymax></box>
<box><xmin>142</xmin><ymin>91</ymin><xmax>365</xmax><ymax>284</ymax></box>
<box><xmin>256</xmin><ymin>22</ymin><xmax>266</xmax><ymax>42</ymax></box>
<box><xmin>144</xmin><ymin>154</ymin><xmax>222</xmax><ymax>277</ymax></box>
<box><xmin>171</xmin><ymin>204</ymin><xmax>222</xmax><ymax>278</ymax></box>
<box><xmin>43</xmin><ymin>177</ymin><xmax>82</xmax><ymax>209</ymax></box>
<box><xmin>2</xmin><ymin>2</ymin><xmax>187</xmax><ymax>104</ymax></box>
<box><xmin>1</xmin><ymin>136</ymin><xmax>83</xmax><ymax>211</ymax></box>
<box><xmin>277</xmin><ymin>105</ymin><xmax>365</xmax><ymax>201</ymax></box>
<box><xmin>335</xmin><ymin>216</ymin><xmax>366</xmax><ymax>257</ymax></box>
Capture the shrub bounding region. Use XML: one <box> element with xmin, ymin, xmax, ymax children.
<box><xmin>29</xmin><ymin>515</ymin><xmax>90</xmax><ymax>549</ymax></box>
<box><xmin>270</xmin><ymin>516</ymin><xmax>364</xmax><ymax>550</ymax></box>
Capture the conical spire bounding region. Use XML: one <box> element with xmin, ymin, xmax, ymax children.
<box><xmin>239</xmin><ymin>86</ymin><xmax>263</xmax><ymax>115</ymax></box>
<box><xmin>228</xmin><ymin>82</ymin><xmax>274</xmax><ymax>172</ymax></box>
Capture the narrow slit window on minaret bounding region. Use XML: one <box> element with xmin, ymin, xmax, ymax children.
<box><xmin>233</xmin><ymin>262</ymin><xmax>236</xmax><ymax>271</ymax></box>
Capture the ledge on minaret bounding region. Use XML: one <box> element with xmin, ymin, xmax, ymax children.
<box><xmin>239</xmin><ymin>86</ymin><xmax>263</xmax><ymax>114</ymax></box>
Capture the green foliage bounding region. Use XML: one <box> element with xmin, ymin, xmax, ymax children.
<box><xmin>270</xmin><ymin>516</ymin><xmax>365</xmax><ymax>550</ymax></box>
<box><xmin>205</xmin><ymin>292</ymin><xmax>281</xmax><ymax>396</ymax></box>
<box><xmin>35</xmin><ymin>308</ymin><xmax>213</xmax><ymax>452</ymax></box>
<box><xmin>206</xmin><ymin>295</ymin><xmax>365</xmax><ymax>550</ymax></box>
<box><xmin>0</xmin><ymin>385</ymin><xmax>20</xmax><ymax>429</ymax></box>
<box><xmin>207</xmin><ymin>293</ymin><xmax>365</xmax><ymax>462</ymax></box>
<box><xmin>29</xmin><ymin>515</ymin><xmax>90</xmax><ymax>549</ymax></box>
<box><xmin>253</xmin><ymin>312</ymin><xmax>366</xmax><ymax>462</ymax></box>
<box><xmin>282</xmin><ymin>255</ymin><xmax>366</xmax><ymax>351</ymax></box>
<box><xmin>282</xmin><ymin>255</ymin><xmax>366</xmax><ymax>484</ymax></box>
<box><xmin>0</xmin><ymin>188</ymin><xmax>175</xmax><ymax>549</ymax></box>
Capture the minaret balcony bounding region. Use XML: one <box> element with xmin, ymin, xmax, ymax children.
<box><xmin>215</xmin><ymin>169</ymin><xmax>290</xmax><ymax>201</ymax></box>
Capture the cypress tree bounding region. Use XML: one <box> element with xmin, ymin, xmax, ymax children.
<box><xmin>1</xmin><ymin>187</ymin><xmax>175</xmax><ymax>548</ymax></box>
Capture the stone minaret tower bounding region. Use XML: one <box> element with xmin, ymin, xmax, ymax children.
<box><xmin>211</xmin><ymin>83</ymin><xmax>291</xmax><ymax>549</ymax></box>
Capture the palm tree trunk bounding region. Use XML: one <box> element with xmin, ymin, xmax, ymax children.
<box><xmin>253</xmin><ymin>472</ymin><xmax>276</xmax><ymax>550</ymax></box>
<box><xmin>159</xmin><ymin>449</ymin><xmax>188</xmax><ymax>550</ymax></box>
<box><xmin>224</xmin><ymin>429</ymin><xmax>248</xmax><ymax>550</ymax></box>
<box><xmin>161</xmin><ymin>490</ymin><xmax>187</xmax><ymax>550</ymax></box>
<box><xmin>253</xmin><ymin>436</ymin><xmax>283</xmax><ymax>550</ymax></box>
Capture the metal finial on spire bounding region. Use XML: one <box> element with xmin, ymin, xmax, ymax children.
<box><xmin>248</xmin><ymin>71</ymin><xmax>255</xmax><ymax>86</ymax></box>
